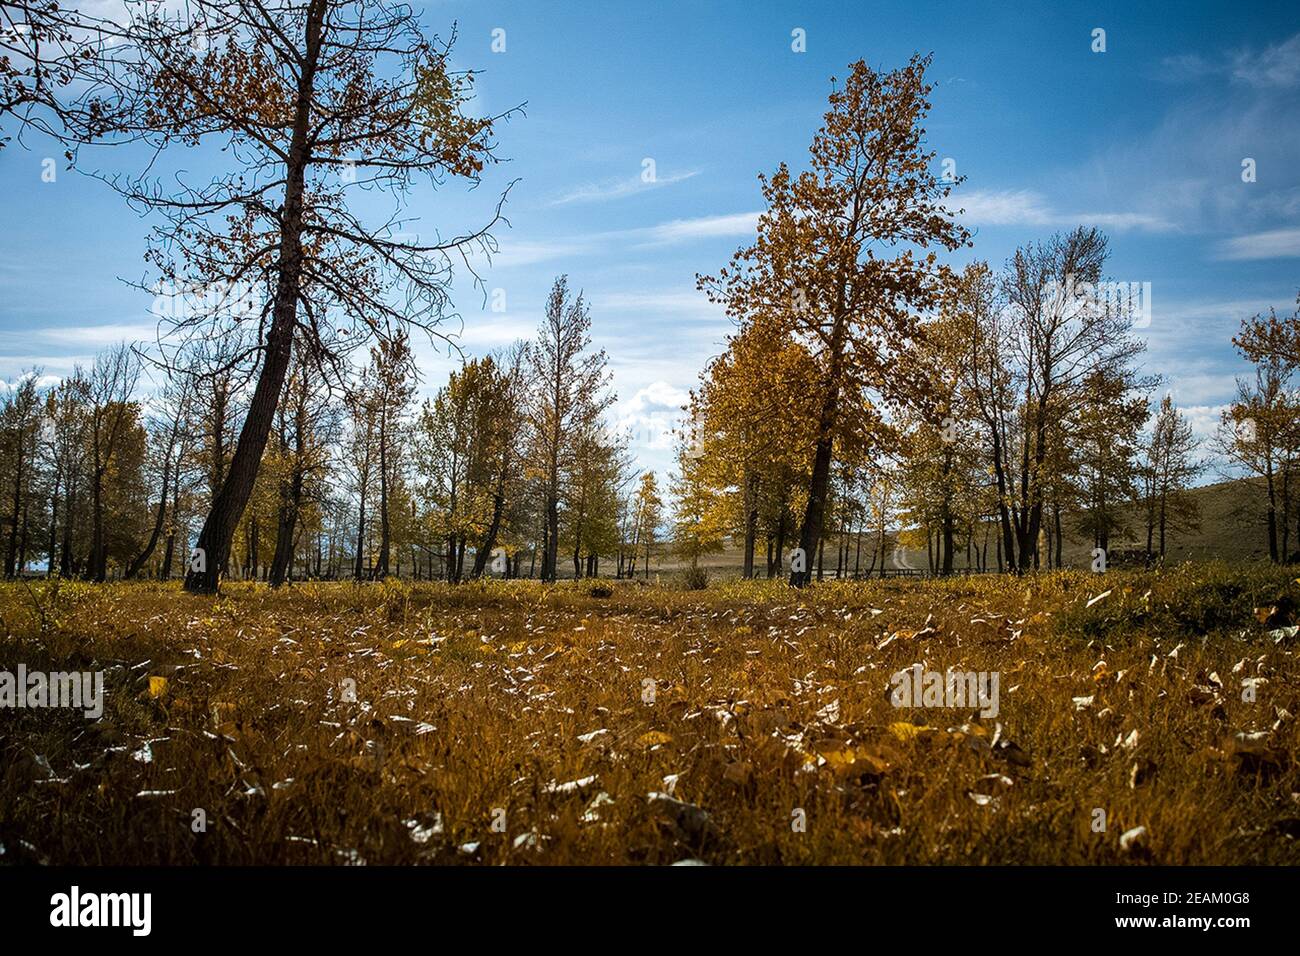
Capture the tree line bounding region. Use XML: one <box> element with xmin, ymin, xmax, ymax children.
<box><xmin>0</xmin><ymin>6</ymin><xmax>1293</xmax><ymax>585</ymax></box>
<box><xmin>676</xmin><ymin>55</ymin><xmax>1295</xmax><ymax>581</ymax></box>
<box><xmin>0</xmin><ymin>274</ymin><xmax>669</xmax><ymax>583</ymax></box>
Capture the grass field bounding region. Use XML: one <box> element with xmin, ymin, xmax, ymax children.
<box><xmin>2</xmin><ymin>565</ymin><xmax>1299</xmax><ymax>865</ymax></box>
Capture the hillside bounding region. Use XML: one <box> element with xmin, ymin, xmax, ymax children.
<box><xmin>647</xmin><ymin>476</ymin><xmax>1281</xmax><ymax>580</ymax></box>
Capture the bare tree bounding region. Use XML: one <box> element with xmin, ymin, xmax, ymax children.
<box><xmin>125</xmin><ymin>374</ymin><xmax>191</xmax><ymax>577</ymax></box>
<box><xmin>85</xmin><ymin>344</ymin><xmax>140</xmax><ymax>581</ymax></box>
<box><xmin>93</xmin><ymin>0</ymin><xmax>516</xmax><ymax>592</ymax></box>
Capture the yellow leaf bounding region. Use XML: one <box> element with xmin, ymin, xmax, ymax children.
<box><xmin>888</xmin><ymin>721</ymin><xmax>935</xmax><ymax>742</ymax></box>
<box><xmin>148</xmin><ymin>676</ymin><xmax>169</xmax><ymax>698</ymax></box>
<box><xmin>814</xmin><ymin>740</ymin><xmax>856</xmax><ymax>770</ymax></box>
<box><xmin>636</xmin><ymin>730</ymin><xmax>673</xmax><ymax>748</ymax></box>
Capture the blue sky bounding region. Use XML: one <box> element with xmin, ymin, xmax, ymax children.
<box><xmin>2</xmin><ymin>0</ymin><xmax>1299</xmax><ymax>482</ymax></box>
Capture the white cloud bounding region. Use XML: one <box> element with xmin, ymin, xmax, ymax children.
<box><xmin>1181</xmin><ymin>403</ymin><xmax>1230</xmax><ymax>445</ymax></box>
<box><xmin>946</xmin><ymin>189</ymin><xmax>1172</xmax><ymax>233</ymax></box>
<box><xmin>487</xmin><ymin>237</ymin><xmax>593</xmax><ymax>269</ymax></box>
<box><xmin>641</xmin><ymin>211</ymin><xmax>760</xmax><ymax>244</ymax></box>
<box><xmin>549</xmin><ymin>169</ymin><xmax>699</xmax><ymax>206</ymax></box>
<box><xmin>1161</xmin><ymin>32</ymin><xmax>1300</xmax><ymax>90</ymax></box>
<box><xmin>1153</xmin><ymin>296</ymin><xmax>1285</xmax><ymax>325</ymax></box>
<box><xmin>1215</xmin><ymin>228</ymin><xmax>1300</xmax><ymax>261</ymax></box>
<box><xmin>592</xmin><ymin>289</ymin><xmax>724</xmax><ymax>321</ymax></box>
<box><xmin>948</xmin><ymin>189</ymin><xmax>1053</xmax><ymax>225</ymax></box>
<box><xmin>0</xmin><ymin>371</ymin><xmax>61</xmax><ymax>392</ymax></box>
<box><xmin>1232</xmin><ymin>33</ymin><xmax>1300</xmax><ymax>89</ymax></box>
<box><xmin>3</xmin><ymin>322</ymin><xmax>160</xmax><ymax>349</ymax></box>
<box><xmin>467</xmin><ymin>210</ymin><xmax>762</xmax><ymax>273</ymax></box>
<box><xmin>614</xmin><ymin>380</ymin><xmax>690</xmax><ymax>451</ymax></box>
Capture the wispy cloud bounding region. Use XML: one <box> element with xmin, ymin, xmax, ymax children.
<box><xmin>946</xmin><ymin>189</ymin><xmax>1172</xmax><ymax>232</ymax></box>
<box><xmin>487</xmin><ymin>237</ymin><xmax>593</xmax><ymax>269</ymax></box>
<box><xmin>480</xmin><ymin>211</ymin><xmax>761</xmax><ymax>270</ymax></box>
<box><xmin>592</xmin><ymin>289</ymin><xmax>724</xmax><ymax>320</ymax></box>
<box><xmin>1160</xmin><ymin>31</ymin><xmax>1300</xmax><ymax>89</ymax></box>
<box><xmin>1215</xmin><ymin>227</ymin><xmax>1300</xmax><ymax>261</ymax></box>
<box><xmin>29</xmin><ymin>322</ymin><xmax>161</xmax><ymax>348</ymax></box>
<box><xmin>640</xmin><ymin>211</ymin><xmax>761</xmax><ymax>245</ymax></box>
<box><xmin>548</xmin><ymin>169</ymin><xmax>700</xmax><ymax>206</ymax></box>
<box><xmin>1235</xmin><ymin>33</ymin><xmax>1300</xmax><ymax>87</ymax></box>
<box><xmin>1182</xmin><ymin>403</ymin><xmax>1230</xmax><ymax>446</ymax></box>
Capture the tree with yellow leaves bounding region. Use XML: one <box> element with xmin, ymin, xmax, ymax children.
<box><xmin>700</xmin><ymin>55</ymin><xmax>970</xmax><ymax>586</ymax></box>
<box><xmin>670</xmin><ymin>423</ymin><xmax>726</xmax><ymax>573</ymax></box>
<box><xmin>692</xmin><ymin>321</ymin><xmax>819</xmax><ymax>577</ymax></box>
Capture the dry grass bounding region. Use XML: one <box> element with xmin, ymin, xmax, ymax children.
<box><xmin>2</xmin><ymin>565</ymin><xmax>1299</xmax><ymax>865</ymax></box>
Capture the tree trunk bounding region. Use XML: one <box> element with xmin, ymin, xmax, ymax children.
<box><xmin>545</xmin><ymin>490</ymin><xmax>560</xmax><ymax>583</ymax></box>
<box><xmin>47</xmin><ymin>472</ymin><xmax>59</xmax><ymax>577</ymax></box>
<box><xmin>126</xmin><ymin>454</ymin><xmax>171</xmax><ymax>578</ymax></box>
<box><xmin>183</xmin><ymin>0</ymin><xmax>325</xmax><ymax>594</ymax></box>
<box><xmin>773</xmin><ymin>509</ymin><xmax>788</xmax><ymax>579</ymax></box>
<box><xmin>376</xmin><ymin>410</ymin><xmax>391</xmax><ymax>578</ymax></box>
<box><xmin>1053</xmin><ymin>501</ymin><xmax>1063</xmax><ymax>568</ymax></box>
<box><xmin>1267</xmin><ymin>465</ymin><xmax>1279</xmax><ymax>562</ymax></box>
<box><xmin>269</xmin><ymin>487</ymin><xmax>300</xmax><ymax>588</ymax></box>
<box><xmin>60</xmin><ymin>476</ymin><xmax>75</xmax><ymax>577</ymax></box>
<box><xmin>6</xmin><ymin>431</ymin><xmax>23</xmax><ymax>578</ymax></box>
<box><xmin>742</xmin><ymin>470</ymin><xmax>757</xmax><ymax>579</ymax></box>
<box><xmin>989</xmin><ymin>427</ymin><xmax>1018</xmax><ymax>574</ymax></box>
<box><xmin>91</xmin><ymin>458</ymin><xmax>105</xmax><ymax>582</ymax></box>
<box><xmin>940</xmin><ymin>501</ymin><xmax>955</xmax><ymax>576</ymax></box>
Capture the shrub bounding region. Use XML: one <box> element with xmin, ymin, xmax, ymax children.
<box><xmin>678</xmin><ymin>565</ymin><xmax>709</xmax><ymax>590</ymax></box>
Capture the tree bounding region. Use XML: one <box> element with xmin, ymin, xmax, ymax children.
<box><xmin>701</xmin><ymin>56</ymin><xmax>970</xmax><ymax>586</ymax></box>
<box><xmin>268</xmin><ymin>347</ymin><xmax>335</xmax><ymax>586</ymax></box>
<box><xmin>959</xmin><ymin>232</ymin><xmax>1150</xmax><ymax>572</ymax></box>
<box><xmin>1073</xmin><ymin>368</ymin><xmax>1147</xmax><ymax>556</ymax></box>
<box><xmin>626</xmin><ymin>470</ymin><xmax>662</xmax><ymax>579</ymax></box>
<box><xmin>368</xmin><ymin>333</ymin><xmax>415</xmax><ymax>579</ymax></box>
<box><xmin>1</xmin><ymin>372</ymin><xmax>42</xmax><ymax>577</ymax></box>
<box><xmin>1232</xmin><ymin>300</ymin><xmax>1300</xmax><ymax>558</ymax></box>
<box><xmin>417</xmin><ymin>359</ymin><xmax>484</xmax><ymax>582</ymax></box>
<box><xmin>95</xmin><ymin>0</ymin><xmax>514</xmax><ymax>592</ymax></box>
<box><xmin>671</xmin><ymin>429</ymin><xmax>725</xmax><ymax>570</ymax></box>
<box><xmin>563</xmin><ymin>422</ymin><xmax>630</xmax><ymax>579</ymax></box>
<box><xmin>125</xmin><ymin>374</ymin><xmax>190</xmax><ymax>578</ymax></box>
<box><xmin>526</xmin><ymin>276</ymin><xmax>613</xmax><ymax>582</ymax></box>
<box><xmin>85</xmin><ymin>345</ymin><xmax>140</xmax><ymax>581</ymax></box>
<box><xmin>346</xmin><ymin>373</ymin><xmax>378</xmax><ymax>580</ymax></box>
<box><xmin>898</xmin><ymin>289</ymin><xmax>989</xmax><ymax>575</ymax></box>
<box><xmin>43</xmin><ymin>370</ymin><xmax>89</xmax><ymax>576</ymax></box>
<box><xmin>1218</xmin><ymin>317</ymin><xmax>1300</xmax><ymax>562</ymax></box>
<box><xmin>691</xmin><ymin>322</ymin><xmax>819</xmax><ymax>578</ymax></box>
<box><xmin>469</xmin><ymin>345</ymin><xmax>527</xmax><ymax>579</ymax></box>
<box><xmin>1139</xmin><ymin>395</ymin><xmax>1201</xmax><ymax>558</ymax></box>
